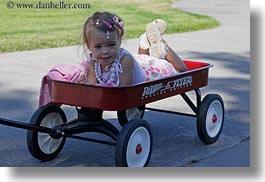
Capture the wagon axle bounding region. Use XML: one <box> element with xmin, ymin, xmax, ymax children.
<box><xmin>212</xmin><ymin>114</ymin><xmax>217</xmax><ymax>123</ymax></box>
<box><xmin>136</xmin><ymin>144</ymin><xmax>143</xmax><ymax>154</ymax></box>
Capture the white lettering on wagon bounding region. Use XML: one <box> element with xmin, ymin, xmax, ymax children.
<box><xmin>142</xmin><ymin>83</ymin><xmax>164</xmax><ymax>97</ymax></box>
<box><xmin>141</xmin><ymin>76</ymin><xmax>193</xmax><ymax>99</ymax></box>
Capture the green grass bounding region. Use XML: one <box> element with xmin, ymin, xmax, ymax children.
<box><xmin>0</xmin><ymin>0</ymin><xmax>220</xmax><ymax>53</ymax></box>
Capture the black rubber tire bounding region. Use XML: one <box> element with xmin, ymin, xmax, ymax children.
<box><xmin>117</xmin><ymin>105</ymin><xmax>145</xmax><ymax>127</ymax></box>
<box><xmin>197</xmin><ymin>94</ymin><xmax>225</xmax><ymax>144</ymax></box>
<box><xmin>115</xmin><ymin>119</ymin><xmax>152</xmax><ymax>167</ymax></box>
<box><xmin>27</xmin><ymin>105</ymin><xmax>67</xmax><ymax>161</ymax></box>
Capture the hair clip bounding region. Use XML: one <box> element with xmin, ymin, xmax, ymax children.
<box><xmin>113</xmin><ymin>16</ymin><xmax>123</xmax><ymax>28</ymax></box>
<box><xmin>102</xmin><ymin>20</ymin><xmax>112</xmax><ymax>29</ymax></box>
<box><xmin>96</xmin><ymin>19</ymin><xmax>100</xmax><ymax>25</ymax></box>
<box><xmin>106</xmin><ymin>31</ymin><xmax>110</xmax><ymax>39</ymax></box>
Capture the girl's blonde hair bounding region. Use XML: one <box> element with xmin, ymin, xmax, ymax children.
<box><xmin>83</xmin><ymin>12</ymin><xmax>124</xmax><ymax>49</ymax></box>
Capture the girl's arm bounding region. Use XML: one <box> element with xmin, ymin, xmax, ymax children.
<box><xmin>87</xmin><ymin>60</ymin><xmax>98</xmax><ymax>85</ymax></box>
<box><xmin>119</xmin><ymin>54</ymin><xmax>134</xmax><ymax>87</ymax></box>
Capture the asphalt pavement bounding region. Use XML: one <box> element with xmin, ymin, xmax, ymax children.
<box><xmin>0</xmin><ymin>0</ymin><xmax>250</xmax><ymax>169</ymax></box>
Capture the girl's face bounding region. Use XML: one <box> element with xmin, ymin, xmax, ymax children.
<box><xmin>88</xmin><ymin>29</ymin><xmax>121</xmax><ymax>68</ymax></box>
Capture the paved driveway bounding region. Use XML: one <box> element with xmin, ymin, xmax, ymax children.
<box><xmin>0</xmin><ymin>0</ymin><xmax>249</xmax><ymax>167</ymax></box>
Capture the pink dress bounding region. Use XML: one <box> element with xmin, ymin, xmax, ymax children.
<box><xmin>134</xmin><ymin>54</ymin><xmax>179</xmax><ymax>81</ymax></box>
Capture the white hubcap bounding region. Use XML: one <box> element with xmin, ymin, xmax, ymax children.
<box><xmin>126</xmin><ymin>127</ymin><xmax>151</xmax><ymax>167</ymax></box>
<box><xmin>38</xmin><ymin>112</ymin><xmax>64</xmax><ymax>154</ymax></box>
<box><xmin>206</xmin><ymin>100</ymin><xmax>223</xmax><ymax>138</ymax></box>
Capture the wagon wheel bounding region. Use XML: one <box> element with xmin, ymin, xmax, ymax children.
<box><xmin>27</xmin><ymin>105</ymin><xmax>67</xmax><ymax>161</ymax></box>
<box><xmin>115</xmin><ymin>119</ymin><xmax>153</xmax><ymax>167</ymax></box>
<box><xmin>197</xmin><ymin>94</ymin><xmax>225</xmax><ymax>144</ymax></box>
<box><xmin>117</xmin><ymin>105</ymin><xmax>145</xmax><ymax>127</ymax></box>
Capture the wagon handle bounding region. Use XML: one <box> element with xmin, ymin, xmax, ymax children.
<box><xmin>0</xmin><ymin>117</ymin><xmax>55</xmax><ymax>135</ymax></box>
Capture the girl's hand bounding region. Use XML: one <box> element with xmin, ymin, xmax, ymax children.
<box><xmin>76</xmin><ymin>77</ymin><xmax>86</xmax><ymax>84</ymax></box>
<box><xmin>76</xmin><ymin>72</ymin><xmax>89</xmax><ymax>84</ymax></box>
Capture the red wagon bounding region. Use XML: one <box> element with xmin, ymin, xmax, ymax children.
<box><xmin>0</xmin><ymin>60</ymin><xmax>225</xmax><ymax>167</ymax></box>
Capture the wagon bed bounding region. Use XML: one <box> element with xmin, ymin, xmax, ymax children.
<box><xmin>51</xmin><ymin>60</ymin><xmax>212</xmax><ymax>110</ymax></box>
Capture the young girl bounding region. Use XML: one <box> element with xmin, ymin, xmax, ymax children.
<box><xmin>83</xmin><ymin>11</ymin><xmax>146</xmax><ymax>87</ymax></box>
<box><xmin>82</xmin><ymin>11</ymin><xmax>187</xmax><ymax>86</ymax></box>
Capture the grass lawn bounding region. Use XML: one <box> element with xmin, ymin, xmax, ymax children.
<box><xmin>0</xmin><ymin>0</ymin><xmax>220</xmax><ymax>53</ymax></box>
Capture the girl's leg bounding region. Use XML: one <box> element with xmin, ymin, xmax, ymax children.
<box><xmin>165</xmin><ymin>45</ymin><xmax>187</xmax><ymax>72</ymax></box>
<box><xmin>138</xmin><ymin>47</ymin><xmax>150</xmax><ymax>55</ymax></box>
<box><xmin>140</xmin><ymin>19</ymin><xmax>187</xmax><ymax>72</ymax></box>
<box><xmin>145</xmin><ymin>21</ymin><xmax>187</xmax><ymax>72</ymax></box>
<box><xmin>138</xmin><ymin>34</ymin><xmax>187</xmax><ymax>72</ymax></box>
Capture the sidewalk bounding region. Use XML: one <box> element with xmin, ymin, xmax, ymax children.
<box><xmin>0</xmin><ymin>0</ymin><xmax>250</xmax><ymax>167</ymax></box>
